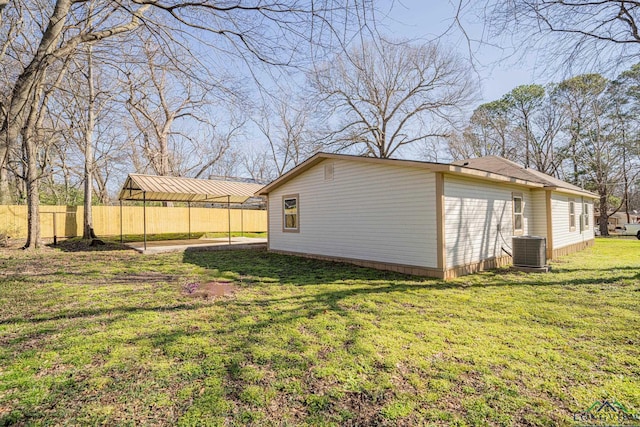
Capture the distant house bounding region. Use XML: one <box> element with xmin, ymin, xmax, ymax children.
<box><xmin>595</xmin><ymin>211</ymin><xmax>639</xmax><ymax>232</ymax></box>
<box><xmin>257</xmin><ymin>153</ymin><xmax>597</xmax><ymax>279</ymax></box>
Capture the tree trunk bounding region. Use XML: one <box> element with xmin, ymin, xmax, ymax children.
<box><xmin>83</xmin><ymin>46</ymin><xmax>95</xmax><ymax>239</ymax></box>
<box><xmin>0</xmin><ymin>165</ymin><xmax>8</xmax><ymax>204</ymax></box>
<box><xmin>523</xmin><ymin>111</ymin><xmax>531</xmax><ymax>168</ymax></box>
<box><xmin>599</xmin><ymin>193</ymin><xmax>609</xmax><ymax>236</ymax></box>
<box><xmin>159</xmin><ymin>134</ymin><xmax>172</xmax><ymax>207</ymax></box>
<box><xmin>5</xmin><ymin>0</ymin><xmax>74</xmax><ymax>248</ymax></box>
<box><xmin>23</xmin><ymin>139</ymin><xmax>41</xmax><ymax>249</ymax></box>
<box><xmin>572</xmin><ymin>150</ymin><xmax>578</xmax><ymax>183</ymax></box>
<box><xmin>622</xmin><ymin>145</ymin><xmax>631</xmax><ymax>224</ymax></box>
<box><xmin>4</xmin><ymin>0</ymin><xmax>146</xmax><ymax>245</ymax></box>
<box><xmin>83</xmin><ymin>144</ymin><xmax>94</xmax><ymax>238</ymax></box>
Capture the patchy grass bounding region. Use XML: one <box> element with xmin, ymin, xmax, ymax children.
<box><xmin>0</xmin><ymin>239</ymin><xmax>638</xmax><ymax>426</ymax></box>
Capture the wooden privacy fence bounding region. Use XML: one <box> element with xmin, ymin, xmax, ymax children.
<box><xmin>0</xmin><ymin>205</ymin><xmax>267</xmax><ymax>239</ymax></box>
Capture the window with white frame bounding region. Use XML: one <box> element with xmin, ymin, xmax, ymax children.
<box><xmin>569</xmin><ymin>199</ymin><xmax>576</xmax><ymax>231</ymax></box>
<box><xmin>583</xmin><ymin>201</ymin><xmax>590</xmax><ymax>229</ymax></box>
<box><xmin>283</xmin><ymin>195</ymin><xmax>299</xmax><ymax>232</ymax></box>
<box><xmin>512</xmin><ymin>193</ymin><xmax>524</xmax><ymax>235</ymax></box>
<box><xmin>584</xmin><ymin>202</ymin><xmax>591</xmax><ymax>229</ymax></box>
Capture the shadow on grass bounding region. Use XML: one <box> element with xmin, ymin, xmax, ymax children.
<box><xmin>183</xmin><ymin>248</ymin><xmax>640</xmax><ymax>290</ymax></box>
<box><xmin>183</xmin><ymin>248</ymin><xmax>430</xmax><ymax>285</ymax></box>
<box><xmin>137</xmin><ymin>248</ymin><xmax>633</xmax><ymax>424</ymax></box>
<box><xmin>48</xmin><ymin>238</ymin><xmax>133</xmax><ymax>252</ymax></box>
<box><xmin>0</xmin><ymin>302</ymin><xmax>198</xmax><ymax>326</ymax></box>
<box><xmin>2</xmin><ymin>244</ymin><xmax>638</xmax><ymax>426</ymax></box>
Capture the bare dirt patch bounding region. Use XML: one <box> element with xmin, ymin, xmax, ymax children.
<box><xmin>182</xmin><ymin>280</ymin><xmax>238</xmax><ymax>299</ymax></box>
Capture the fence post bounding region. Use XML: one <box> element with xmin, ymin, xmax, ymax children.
<box><xmin>52</xmin><ymin>212</ymin><xmax>57</xmax><ymax>245</ymax></box>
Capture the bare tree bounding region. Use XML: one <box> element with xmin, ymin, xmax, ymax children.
<box><xmin>578</xmin><ymin>104</ymin><xmax>626</xmax><ymax>236</ymax></box>
<box><xmin>1</xmin><ymin>1</ymin><xmax>149</xmax><ymax>248</ymax></box>
<box><xmin>553</xmin><ymin>72</ymin><xmax>634</xmax><ymax>235</ymax></box>
<box><xmin>479</xmin><ymin>0</ymin><xmax>640</xmax><ymax>73</ymax></box>
<box><xmin>252</xmin><ymin>94</ymin><xmax>320</xmax><ymax>176</ymax></box>
<box><xmin>242</xmin><ymin>147</ymin><xmax>277</xmax><ymax>184</ymax></box>
<box><xmin>0</xmin><ymin>0</ymin><xmax>375</xmax><ymax>248</ymax></box>
<box><xmin>448</xmin><ymin>99</ymin><xmax>512</xmax><ymax>160</ymax></box>
<box><xmin>69</xmin><ymin>47</ymin><xmax>118</xmax><ymax>237</ymax></box>
<box><xmin>609</xmin><ymin>67</ymin><xmax>640</xmax><ymax>222</ymax></box>
<box><xmin>501</xmin><ymin>84</ymin><xmax>546</xmax><ymax>168</ymax></box>
<box><xmin>552</xmin><ymin>74</ymin><xmax>609</xmax><ymax>183</ymax></box>
<box><xmin>207</xmin><ymin>147</ymin><xmax>242</xmax><ymax>180</ymax></box>
<box><xmin>82</xmin><ymin>46</ymin><xmax>97</xmax><ymax>239</ymax></box>
<box><xmin>123</xmin><ymin>40</ymin><xmax>212</xmax><ymax>177</ymax></box>
<box><xmin>187</xmin><ymin>118</ymin><xmax>245</xmax><ymax>179</ymax></box>
<box><xmin>0</xmin><ymin>2</ymin><xmax>26</xmax><ymax>203</ymax></box>
<box><xmin>20</xmin><ymin>55</ymin><xmax>75</xmax><ymax>249</ymax></box>
<box><xmin>311</xmin><ymin>38</ymin><xmax>476</xmax><ymax>158</ymax></box>
<box><xmin>449</xmin><ymin>84</ymin><xmax>564</xmax><ymax>175</ymax></box>
<box><xmin>527</xmin><ymin>94</ymin><xmax>564</xmax><ymax>175</ymax></box>
<box><xmin>122</xmin><ymin>37</ymin><xmax>247</xmax><ymax>182</ymax></box>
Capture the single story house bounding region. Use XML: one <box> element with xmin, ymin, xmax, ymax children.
<box><xmin>256</xmin><ymin>153</ymin><xmax>597</xmax><ymax>279</ymax></box>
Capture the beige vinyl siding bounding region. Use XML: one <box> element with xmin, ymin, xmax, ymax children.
<box><xmin>551</xmin><ymin>192</ymin><xmax>594</xmax><ymax>249</ymax></box>
<box><xmin>444</xmin><ymin>175</ymin><xmax>532</xmax><ymax>268</ymax></box>
<box><xmin>529</xmin><ymin>190</ymin><xmax>548</xmax><ymax>238</ymax></box>
<box><xmin>268</xmin><ymin>159</ymin><xmax>438</xmax><ymax>268</ymax></box>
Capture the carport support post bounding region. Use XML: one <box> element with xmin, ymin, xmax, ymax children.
<box><xmin>143</xmin><ymin>191</ymin><xmax>147</xmax><ymax>251</ymax></box>
<box><xmin>188</xmin><ymin>202</ymin><xmax>191</xmax><ymax>239</ymax></box>
<box><xmin>227</xmin><ymin>195</ymin><xmax>231</xmax><ymax>245</ymax></box>
<box><xmin>241</xmin><ymin>204</ymin><xmax>244</xmax><ymax>237</ymax></box>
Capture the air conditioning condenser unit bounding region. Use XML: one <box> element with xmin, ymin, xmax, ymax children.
<box><xmin>512</xmin><ymin>236</ymin><xmax>549</xmax><ymax>271</ymax></box>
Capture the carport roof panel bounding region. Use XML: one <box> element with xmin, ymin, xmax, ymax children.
<box><xmin>119</xmin><ymin>173</ymin><xmax>263</xmax><ymax>203</ymax></box>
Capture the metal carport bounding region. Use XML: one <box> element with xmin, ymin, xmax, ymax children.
<box><xmin>118</xmin><ymin>174</ymin><xmax>264</xmax><ymax>251</ymax></box>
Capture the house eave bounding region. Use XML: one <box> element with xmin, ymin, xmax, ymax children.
<box><xmin>445</xmin><ymin>166</ymin><xmax>545</xmax><ymax>188</ymax></box>
<box><xmin>256</xmin><ymin>153</ymin><xmax>547</xmax><ymax>196</ymax></box>
<box><xmin>540</xmin><ymin>186</ymin><xmax>598</xmax><ymax>198</ymax></box>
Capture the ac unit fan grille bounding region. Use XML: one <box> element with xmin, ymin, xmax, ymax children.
<box><xmin>512</xmin><ymin>237</ymin><xmax>546</xmax><ymax>268</ymax></box>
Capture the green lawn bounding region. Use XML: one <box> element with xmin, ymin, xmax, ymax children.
<box><xmin>0</xmin><ymin>239</ymin><xmax>638</xmax><ymax>426</ymax></box>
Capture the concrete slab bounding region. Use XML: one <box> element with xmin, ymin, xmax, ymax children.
<box><xmin>512</xmin><ymin>265</ymin><xmax>551</xmax><ymax>273</ymax></box>
<box><xmin>125</xmin><ymin>237</ymin><xmax>267</xmax><ymax>254</ymax></box>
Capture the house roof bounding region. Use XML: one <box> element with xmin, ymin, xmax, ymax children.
<box><xmin>451</xmin><ymin>156</ymin><xmax>596</xmax><ymax>196</ymax></box>
<box><xmin>119</xmin><ymin>173</ymin><xmax>264</xmax><ymax>203</ymax></box>
<box><xmin>256</xmin><ymin>152</ymin><xmax>597</xmax><ymax>198</ymax></box>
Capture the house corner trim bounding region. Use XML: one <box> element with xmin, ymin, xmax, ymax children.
<box><xmin>545</xmin><ymin>190</ymin><xmax>554</xmax><ymax>260</ymax></box>
<box><xmin>436</xmin><ymin>172</ymin><xmax>446</xmax><ymax>270</ymax></box>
